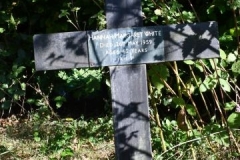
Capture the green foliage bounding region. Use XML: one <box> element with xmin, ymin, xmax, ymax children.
<box><xmin>143</xmin><ymin>0</ymin><xmax>195</xmax><ymax>24</ymax></box>
<box><xmin>0</xmin><ymin>0</ymin><xmax>105</xmax><ymax>116</ymax></box>
<box><xmin>148</xmin><ymin>64</ymin><xmax>169</xmax><ymax>97</ymax></box>
<box><xmin>146</xmin><ymin>0</ymin><xmax>240</xmax><ymax>158</ymax></box>
<box><xmin>0</xmin><ymin>113</ymin><xmax>114</xmax><ymax>159</ymax></box>
<box><xmin>57</xmin><ymin>68</ymin><xmax>102</xmax><ymax>99</ymax></box>
<box><xmin>1</xmin><ymin>0</ymin><xmax>240</xmax><ymax>159</ymax></box>
<box><xmin>0</xmin><ymin>45</ymin><xmax>29</xmax><ymax>111</ymax></box>
<box><xmin>152</xmin><ymin>119</ymin><xmax>240</xmax><ymax>159</ymax></box>
<box><xmin>232</xmin><ymin>60</ymin><xmax>240</xmax><ymax>74</ymax></box>
<box><xmin>54</xmin><ymin>96</ymin><xmax>66</xmax><ymax>109</ymax></box>
<box><xmin>30</xmin><ymin>113</ymin><xmax>113</xmax><ymax>159</ymax></box>
<box><xmin>227</xmin><ymin>113</ymin><xmax>240</xmax><ymax>128</ymax></box>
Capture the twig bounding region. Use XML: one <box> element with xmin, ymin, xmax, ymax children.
<box><xmin>168</xmin><ymin>62</ymin><xmax>203</xmax><ymax>125</ymax></box>
<box><xmin>231</xmin><ymin>0</ymin><xmax>240</xmax><ymax>55</ymax></box>
<box><xmin>189</xmin><ymin>65</ymin><xmax>211</xmax><ymax>118</ymax></box>
<box><xmin>187</xmin><ymin>0</ymin><xmax>200</xmax><ymax>22</ymax></box>
<box><xmin>148</xmin><ymin>76</ymin><xmax>167</xmax><ymax>152</ymax></box>
<box><xmin>160</xmin><ymin>129</ymin><xmax>240</xmax><ymax>157</ymax></box>
<box><xmin>71</xmin><ymin>0</ymin><xmax>81</xmax><ymax>30</ymax></box>
<box><xmin>0</xmin><ymin>150</ymin><xmax>11</xmax><ymax>156</ymax></box>
<box><xmin>92</xmin><ymin>0</ymin><xmax>103</xmax><ymax>9</ymax></box>
<box><xmin>27</xmin><ymin>83</ymin><xmax>58</xmax><ymax>118</ymax></box>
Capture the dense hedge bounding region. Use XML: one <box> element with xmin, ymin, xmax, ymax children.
<box><xmin>0</xmin><ymin>0</ymin><xmax>240</xmax><ymax>130</ymax></box>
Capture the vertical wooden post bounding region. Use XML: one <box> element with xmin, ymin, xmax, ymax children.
<box><xmin>105</xmin><ymin>0</ymin><xmax>152</xmax><ymax>159</ymax></box>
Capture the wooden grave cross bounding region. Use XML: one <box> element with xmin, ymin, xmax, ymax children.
<box><xmin>33</xmin><ymin>0</ymin><xmax>219</xmax><ymax>159</ymax></box>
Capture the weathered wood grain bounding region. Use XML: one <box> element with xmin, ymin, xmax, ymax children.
<box><xmin>88</xmin><ymin>22</ymin><xmax>219</xmax><ymax>66</ymax></box>
<box><xmin>34</xmin><ymin>22</ymin><xmax>219</xmax><ymax>70</ymax></box>
<box><xmin>163</xmin><ymin>21</ymin><xmax>219</xmax><ymax>61</ymax></box>
<box><xmin>106</xmin><ymin>0</ymin><xmax>152</xmax><ymax>160</ymax></box>
<box><xmin>33</xmin><ymin>31</ymin><xmax>89</xmax><ymax>70</ymax></box>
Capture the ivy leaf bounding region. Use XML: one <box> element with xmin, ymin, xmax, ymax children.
<box><xmin>27</xmin><ymin>99</ymin><xmax>37</xmax><ymax>104</ymax></box>
<box><xmin>20</xmin><ymin>83</ymin><xmax>26</xmax><ymax>91</ymax></box>
<box><xmin>204</xmin><ymin>75</ymin><xmax>218</xmax><ymax>89</ymax></box>
<box><xmin>195</xmin><ymin>61</ymin><xmax>204</xmax><ymax>72</ymax></box>
<box><xmin>105</xmin><ymin>78</ymin><xmax>111</xmax><ymax>87</ymax></box>
<box><xmin>182</xmin><ymin>11</ymin><xmax>195</xmax><ymax>22</ymax></box>
<box><xmin>1</xmin><ymin>100</ymin><xmax>11</xmax><ymax>110</ymax></box>
<box><xmin>149</xmin><ymin>65</ymin><xmax>169</xmax><ymax>94</ymax></box>
<box><xmin>219</xmin><ymin>78</ymin><xmax>231</xmax><ymax>92</ymax></box>
<box><xmin>229</xmin><ymin>27</ymin><xmax>240</xmax><ymax>37</ymax></box>
<box><xmin>61</xmin><ymin>148</ymin><xmax>74</xmax><ymax>157</ymax></box>
<box><xmin>184</xmin><ymin>60</ymin><xmax>194</xmax><ymax>65</ymax></box>
<box><xmin>186</xmin><ymin>104</ymin><xmax>196</xmax><ymax>116</ymax></box>
<box><xmin>59</xmin><ymin>10</ymin><xmax>69</xmax><ymax>18</ymax></box>
<box><xmin>154</xmin><ymin>9</ymin><xmax>161</xmax><ymax>16</ymax></box>
<box><xmin>71</xmin><ymin>7</ymin><xmax>80</xmax><ymax>12</ymax></box>
<box><xmin>220</xmin><ymin>49</ymin><xmax>227</xmax><ymax>60</ymax></box>
<box><xmin>10</xmin><ymin>14</ymin><xmax>16</xmax><ymax>26</ymax></box>
<box><xmin>12</xmin><ymin>65</ymin><xmax>26</xmax><ymax>77</ymax></box>
<box><xmin>54</xmin><ymin>96</ymin><xmax>66</xmax><ymax>108</ymax></box>
<box><xmin>156</xmin><ymin>64</ymin><xmax>169</xmax><ymax>80</ymax></box>
<box><xmin>172</xmin><ymin>97</ymin><xmax>185</xmax><ymax>107</ymax></box>
<box><xmin>209</xmin><ymin>59</ymin><xmax>219</xmax><ymax>70</ymax></box>
<box><xmin>227</xmin><ymin>53</ymin><xmax>237</xmax><ymax>62</ymax></box>
<box><xmin>199</xmin><ymin>75</ymin><xmax>217</xmax><ymax>92</ymax></box>
<box><xmin>58</xmin><ymin>71</ymin><xmax>68</xmax><ymax>80</ymax></box>
<box><xmin>0</xmin><ymin>28</ymin><xmax>5</xmax><ymax>33</ymax></box>
<box><xmin>151</xmin><ymin>75</ymin><xmax>164</xmax><ymax>93</ymax></box>
<box><xmin>182</xmin><ymin>82</ymin><xmax>195</xmax><ymax>96</ymax></box>
<box><xmin>34</xmin><ymin>132</ymin><xmax>41</xmax><ymax>142</ymax></box>
<box><xmin>2</xmin><ymin>84</ymin><xmax>8</xmax><ymax>89</ymax></box>
<box><xmin>232</xmin><ymin>60</ymin><xmax>240</xmax><ymax>74</ymax></box>
<box><xmin>224</xmin><ymin>101</ymin><xmax>236</xmax><ymax>111</ymax></box>
<box><xmin>227</xmin><ymin>112</ymin><xmax>240</xmax><ymax>128</ymax></box>
<box><xmin>199</xmin><ymin>83</ymin><xmax>207</xmax><ymax>92</ymax></box>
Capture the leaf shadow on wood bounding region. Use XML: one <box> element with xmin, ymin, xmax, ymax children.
<box><xmin>105</xmin><ymin>0</ymin><xmax>142</xmax><ymax>28</ymax></box>
<box><xmin>163</xmin><ymin>21</ymin><xmax>219</xmax><ymax>62</ymax></box>
<box><xmin>33</xmin><ymin>31</ymin><xmax>89</xmax><ymax>70</ymax></box>
<box><xmin>88</xmin><ymin>22</ymin><xmax>219</xmax><ymax>67</ymax></box>
<box><xmin>112</xmin><ymin>100</ymin><xmax>152</xmax><ymax>160</ymax></box>
<box><xmin>34</xmin><ymin>22</ymin><xmax>219</xmax><ymax>71</ymax></box>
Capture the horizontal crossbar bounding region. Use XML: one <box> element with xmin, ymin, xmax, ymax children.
<box><xmin>33</xmin><ymin>21</ymin><xmax>219</xmax><ymax>71</ymax></box>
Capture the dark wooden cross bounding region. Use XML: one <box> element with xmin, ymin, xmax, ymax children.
<box><xmin>33</xmin><ymin>0</ymin><xmax>219</xmax><ymax>159</ymax></box>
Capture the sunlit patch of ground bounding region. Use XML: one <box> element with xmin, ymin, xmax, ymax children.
<box><xmin>0</xmin><ymin>115</ymin><xmax>115</xmax><ymax>160</ymax></box>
